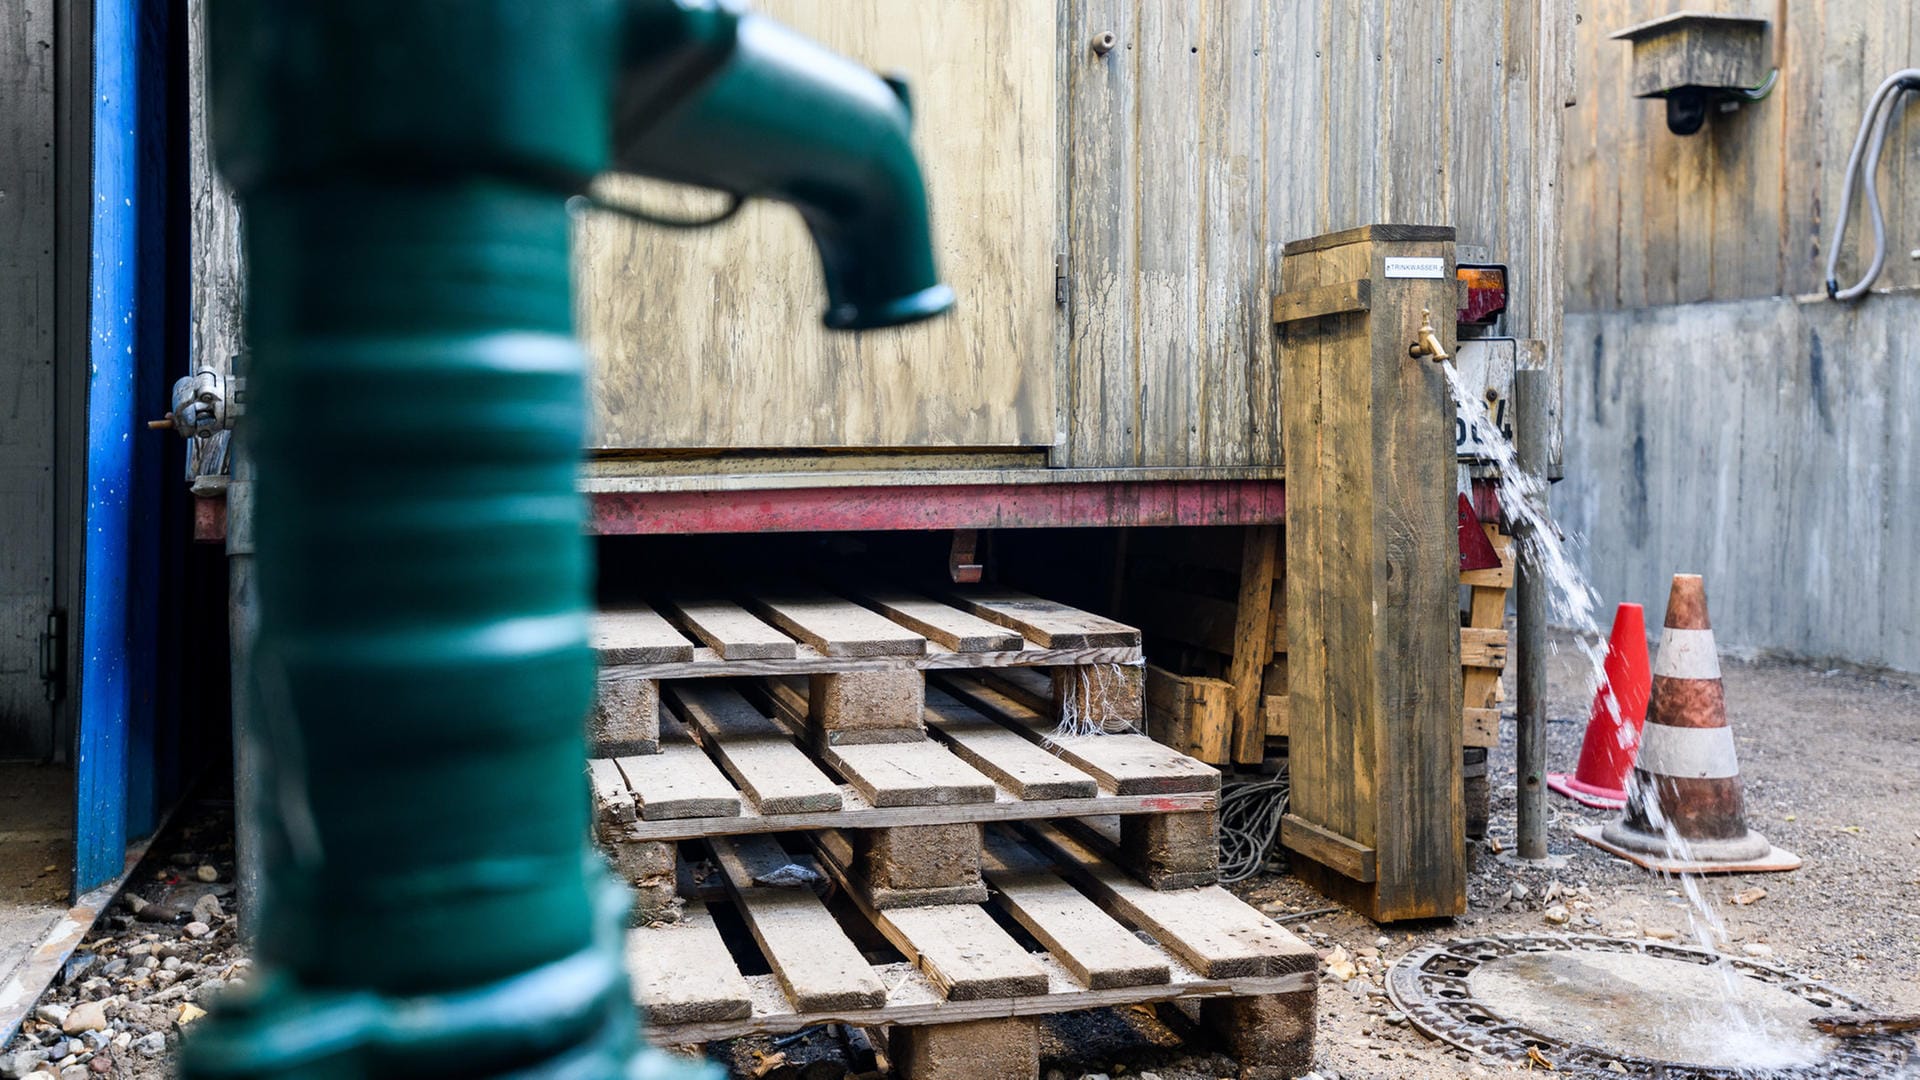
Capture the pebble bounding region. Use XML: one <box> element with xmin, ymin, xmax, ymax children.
<box><xmin>1543</xmin><ymin>905</ymin><xmax>1572</xmax><ymax>926</ymax></box>
<box><xmin>1742</xmin><ymin>942</ymin><xmax>1775</xmax><ymax>958</ymax></box>
<box><xmin>1385</xmin><ymin>1011</ymin><xmax>1408</xmax><ymax>1025</ymax></box>
<box><xmin>183</xmin><ymin>921</ymin><xmax>212</xmax><ymax>939</ymax></box>
<box><xmin>59</xmin><ymin>1066</ymin><xmax>87</xmax><ymax>1080</ymax></box>
<box><xmin>0</xmin><ymin>1050</ymin><xmax>52</xmax><ymax>1079</ymax></box>
<box><xmin>192</xmin><ymin>893</ymin><xmax>224</xmax><ymax>923</ymax></box>
<box><xmin>1508</xmin><ymin>881</ymin><xmax>1530</xmax><ymax>901</ymax></box>
<box><xmin>60</xmin><ymin>1001</ymin><xmax>107</xmax><ymax>1035</ymax></box>
<box><xmin>195</xmin><ymin>979</ymin><xmax>228</xmax><ymax>1006</ymax></box>
<box><xmin>195</xmin><ymin>865</ymin><xmax>219</xmax><ymax>883</ymax></box>
<box><xmin>88</xmin><ymin>1059</ymin><xmax>111</xmax><ymax>1075</ymax></box>
<box><xmin>134</xmin><ymin>1033</ymin><xmax>165</xmax><ymax>1057</ymax></box>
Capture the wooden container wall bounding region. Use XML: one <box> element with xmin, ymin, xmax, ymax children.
<box><xmin>1062</xmin><ymin>0</ymin><xmax>1570</xmax><ymax>469</ymax></box>
<box><xmin>1565</xmin><ymin>0</ymin><xmax>1920</xmax><ymax>310</ymax></box>
<box><xmin>577</xmin><ymin>0</ymin><xmax>1572</xmax><ymax>466</ymax></box>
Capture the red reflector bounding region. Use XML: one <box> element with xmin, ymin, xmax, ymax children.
<box><xmin>1457</xmin><ymin>264</ymin><xmax>1508</xmax><ymax>325</ymax></box>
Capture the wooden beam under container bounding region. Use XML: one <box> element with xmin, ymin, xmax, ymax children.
<box><xmin>587</xmin><ymin>479</ymin><xmax>1285</xmax><ymax>535</ymax></box>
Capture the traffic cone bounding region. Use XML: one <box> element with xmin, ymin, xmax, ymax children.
<box><xmin>1547</xmin><ymin>603</ymin><xmax>1652</xmax><ymax>809</ymax></box>
<box><xmin>1574</xmin><ymin>574</ymin><xmax>1800</xmax><ymax>874</ymax></box>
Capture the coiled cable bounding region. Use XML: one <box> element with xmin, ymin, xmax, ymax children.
<box><xmin>1826</xmin><ymin>69</ymin><xmax>1920</xmax><ymax>301</ymax></box>
<box><xmin>1216</xmin><ymin>768</ymin><xmax>1291</xmax><ymax>884</ymax></box>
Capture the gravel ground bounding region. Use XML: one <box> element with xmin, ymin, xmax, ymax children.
<box><xmin>1227</xmin><ymin>632</ymin><xmax>1920</xmax><ymax>1080</ymax></box>
<box><xmin>0</xmin><ymin>805</ymin><xmax>242</xmax><ymax>1080</ymax></box>
<box><xmin>8</xmin><ymin>635</ymin><xmax>1914</xmax><ymax>1080</ymax></box>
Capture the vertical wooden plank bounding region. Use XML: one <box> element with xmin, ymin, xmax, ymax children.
<box><xmin>1380</xmin><ymin>0</ymin><xmax>1448</xmax><ymax>225</ymax></box>
<box><xmin>1776</xmin><ymin>0</ymin><xmax>1824</xmax><ymax>296</ymax></box>
<box><xmin>1065</xmin><ymin>0</ymin><xmax>1139</xmax><ymax>466</ymax></box>
<box><xmin>1198</xmin><ymin>0</ymin><xmax>1263</xmax><ymax>467</ymax></box>
<box><xmin>1324</xmin><ymin>0</ymin><xmax>1384</xmax><ymax>230</ymax></box>
<box><xmin>1450</xmin><ymin>0</ymin><xmax>1505</xmax><ymax>265</ymax></box>
<box><xmin>1133</xmin><ymin>0</ymin><xmax>1202</xmax><ymax>467</ymax></box>
<box><xmin>1229</xmin><ymin>526</ymin><xmax>1280</xmax><ymax>764</ymax></box>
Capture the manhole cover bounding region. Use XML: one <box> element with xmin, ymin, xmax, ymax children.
<box><xmin>1386</xmin><ymin>934</ymin><xmax>1913</xmax><ymax>1077</ymax></box>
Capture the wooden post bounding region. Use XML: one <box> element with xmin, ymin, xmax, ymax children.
<box><xmin>1272</xmin><ymin>225</ymin><xmax>1466</xmax><ymax>921</ymax></box>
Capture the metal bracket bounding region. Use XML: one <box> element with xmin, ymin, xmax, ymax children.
<box><xmin>948</xmin><ymin>529</ymin><xmax>984</xmax><ymax>583</ymax></box>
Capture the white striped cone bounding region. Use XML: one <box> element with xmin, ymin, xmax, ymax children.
<box><xmin>1600</xmin><ymin>574</ymin><xmax>1774</xmax><ymax>864</ymax></box>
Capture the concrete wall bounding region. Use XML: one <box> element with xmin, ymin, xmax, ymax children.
<box><xmin>1557</xmin><ymin>291</ymin><xmax>1920</xmax><ymax>674</ymax></box>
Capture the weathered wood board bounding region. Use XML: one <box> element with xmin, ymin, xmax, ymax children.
<box><xmin>1565</xmin><ymin>0</ymin><xmax>1920</xmax><ymax>309</ymax></box>
<box><xmin>577</xmin><ymin>0</ymin><xmax>1058</xmax><ymax>451</ymax></box>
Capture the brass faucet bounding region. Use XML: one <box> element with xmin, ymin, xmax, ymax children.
<box><xmin>1410</xmin><ymin>307</ymin><xmax>1450</xmax><ymax>362</ymax></box>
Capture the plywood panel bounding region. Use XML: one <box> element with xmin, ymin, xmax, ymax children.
<box><xmin>578</xmin><ymin>0</ymin><xmax>1058</xmax><ymax>451</ymax></box>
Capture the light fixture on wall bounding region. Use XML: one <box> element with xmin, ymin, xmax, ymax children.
<box><xmin>1611</xmin><ymin>12</ymin><xmax>1778</xmax><ymax>136</ymax></box>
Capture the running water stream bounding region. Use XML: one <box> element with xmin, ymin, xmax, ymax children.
<box><xmin>1440</xmin><ymin>361</ymin><xmax>1835</xmax><ymax>1072</ymax></box>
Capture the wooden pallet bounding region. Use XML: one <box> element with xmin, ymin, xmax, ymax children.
<box><xmin>589</xmin><ymin>694</ymin><xmax>1219</xmax><ymax>845</ymax></box>
<box><xmin>596</xmin><ymin>586</ymin><xmax>1143</xmax><ymax>679</ymax></box>
<box><xmin>629</xmin><ymin>824</ymin><xmax>1316</xmax><ymax>1079</ymax></box>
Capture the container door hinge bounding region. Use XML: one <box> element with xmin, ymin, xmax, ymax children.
<box><xmin>1054</xmin><ymin>253</ymin><xmax>1069</xmax><ymax>306</ymax></box>
<box><xmin>39</xmin><ymin>609</ymin><xmax>66</xmax><ymax>703</ymax></box>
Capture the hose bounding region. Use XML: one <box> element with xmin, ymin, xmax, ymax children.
<box><xmin>1826</xmin><ymin>70</ymin><xmax>1920</xmax><ymax>301</ymax></box>
<box><xmin>1216</xmin><ymin>769</ymin><xmax>1291</xmax><ymax>884</ymax></box>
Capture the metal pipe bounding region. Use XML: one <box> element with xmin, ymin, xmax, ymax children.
<box><xmin>612</xmin><ymin>13</ymin><xmax>955</xmax><ymax>330</ymax></box>
<box><xmin>1826</xmin><ymin>69</ymin><xmax>1920</xmax><ymax>301</ymax></box>
<box><xmin>186</xmin><ymin>1</ymin><xmax>950</xmax><ymax>1074</ymax></box>
<box><xmin>1514</xmin><ymin>368</ymin><xmax>1551</xmax><ymax>861</ymax></box>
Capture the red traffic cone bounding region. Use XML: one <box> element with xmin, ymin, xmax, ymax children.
<box><xmin>1574</xmin><ymin>574</ymin><xmax>1800</xmax><ymax>874</ymax></box>
<box><xmin>1547</xmin><ymin>603</ymin><xmax>1651</xmax><ymax>808</ymax></box>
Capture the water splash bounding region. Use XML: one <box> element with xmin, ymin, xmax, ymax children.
<box><xmin>1442</xmin><ymin>361</ymin><xmax>1822</xmax><ymax>1069</ymax></box>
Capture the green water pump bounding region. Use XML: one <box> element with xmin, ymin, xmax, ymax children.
<box><xmin>183</xmin><ymin>2</ymin><xmax>950</xmax><ymax>1076</ymax></box>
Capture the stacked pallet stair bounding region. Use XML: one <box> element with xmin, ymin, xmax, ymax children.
<box><xmin>588</xmin><ymin>586</ymin><xmax>1317</xmax><ymax>1080</ymax></box>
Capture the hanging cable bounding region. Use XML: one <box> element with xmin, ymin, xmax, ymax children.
<box><xmin>565</xmin><ymin>190</ymin><xmax>746</xmax><ymax>231</ymax></box>
<box><xmin>1826</xmin><ymin>69</ymin><xmax>1920</xmax><ymax>301</ymax></box>
<box><xmin>1216</xmin><ymin>768</ymin><xmax>1291</xmax><ymax>884</ymax></box>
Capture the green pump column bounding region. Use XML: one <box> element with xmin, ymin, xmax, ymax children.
<box><xmin>183</xmin><ymin>1</ymin><xmax>730</xmax><ymax>1076</ymax></box>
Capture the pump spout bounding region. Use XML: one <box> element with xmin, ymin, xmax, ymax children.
<box><xmin>613</xmin><ymin>11</ymin><xmax>955</xmax><ymax>331</ymax></box>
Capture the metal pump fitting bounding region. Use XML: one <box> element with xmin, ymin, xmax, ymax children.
<box><xmin>612</xmin><ymin>12</ymin><xmax>956</xmax><ymax>330</ymax></box>
<box><xmin>1410</xmin><ymin>308</ymin><xmax>1451</xmax><ymax>362</ymax></box>
<box><xmin>186</xmin><ymin>0</ymin><xmax>951</xmax><ymax>1075</ymax></box>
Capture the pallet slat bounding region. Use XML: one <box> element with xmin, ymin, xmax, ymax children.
<box><xmin>947</xmin><ymin>588</ymin><xmax>1142</xmax><ymax>649</ymax></box>
<box><xmin>936</xmin><ymin>676</ymin><xmax>1219</xmax><ymax>796</ymax></box>
<box><xmin>627</xmin><ymin>902</ymin><xmax>753</xmax><ymax>1024</ymax></box>
<box><xmin>709</xmin><ymin>836</ymin><xmax>889</xmax><ymax>1011</ymax></box>
<box><xmin>982</xmin><ymin>834</ymin><xmax>1171</xmax><ymax>990</ymax></box>
<box><xmin>592</xmin><ymin>604</ymin><xmax>697</xmax><ymax>664</ymax></box>
<box><xmin>600</xmin><ymin>643</ymin><xmax>1143</xmax><ymax>680</ymax></box>
<box><xmin>1018</xmin><ymin>821</ymin><xmax>1315</xmax><ymax>979</ymax></box>
<box><xmin>616</xmin><ymin>718</ymin><xmax>742</xmax><ymax>821</ymax></box>
<box><xmin>753</xmin><ymin>593</ymin><xmax>929</xmax><ymax>658</ymax></box>
<box><xmin>823</xmin><ymin>739</ymin><xmax>998</xmax><ymax>808</ymax></box>
<box><xmin>924</xmin><ymin>690</ymin><xmax>1099</xmax><ymax>801</ymax></box>
<box><xmin>664</xmin><ymin>598</ymin><xmax>798</xmax><ymax>660</ymax></box>
<box><xmin>665</xmin><ymin>684</ymin><xmax>842</xmax><ymax>814</ymax></box>
<box><xmin>858</xmin><ymin>590</ymin><xmax>1026</xmax><ymax>652</ymax></box>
